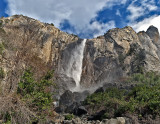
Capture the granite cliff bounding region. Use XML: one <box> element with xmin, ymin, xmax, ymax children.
<box><xmin>0</xmin><ymin>15</ymin><xmax>160</xmax><ymax>123</ymax></box>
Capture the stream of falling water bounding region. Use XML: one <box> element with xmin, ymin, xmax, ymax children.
<box><xmin>66</xmin><ymin>39</ymin><xmax>87</xmax><ymax>92</ymax></box>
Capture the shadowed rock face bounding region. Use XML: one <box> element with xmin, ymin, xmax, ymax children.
<box><xmin>0</xmin><ymin>15</ymin><xmax>160</xmax><ymax>95</ymax></box>
<box><xmin>146</xmin><ymin>25</ymin><xmax>160</xmax><ymax>44</ymax></box>
<box><xmin>80</xmin><ymin>26</ymin><xmax>160</xmax><ymax>89</ymax></box>
<box><xmin>81</xmin><ymin>27</ymin><xmax>142</xmax><ymax>88</ymax></box>
<box><xmin>138</xmin><ymin>31</ymin><xmax>160</xmax><ymax>72</ymax></box>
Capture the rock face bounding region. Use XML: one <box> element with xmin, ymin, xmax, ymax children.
<box><xmin>0</xmin><ymin>15</ymin><xmax>160</xmax><ymax>95</ymax></box>
<box><xmin>80</xmin><ymin>26</ymin><xmax>160</xmax><ymax>88</ymax></box>
<box><xmin>1</xmin><ymin>15</ymin><xmax>160</xmax><ymax>124</ymax></box>
<box><xmin>0</xmin><ymin>15</ymin><xmax>79</xmax><ymax>95</ymax></box>
<box><xmin>146</xmin><ymin>25</ymin><xmax>160</xmax><ymax>43</ymax></box>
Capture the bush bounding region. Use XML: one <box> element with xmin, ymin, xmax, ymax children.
<box><xmin>0</xmin><ymin>20</ymin><xmax>2</xmax><ymax>27</ymax></box>
<box><xmin>85</xmin><ymin>88</ymin><xmax>125</xmax><ymax>106</ymax></box>
<box><xmin>1</xmin><ymin>112</ymin><xmax>11</xmax><ymax>124</ymax></box>
<box><xmin>17</xmin><ymin>69</ymin><xmax>35</xmax><ymax>96</ymax></box>
<box><xmin>65</xmin><ymin>114</ymin><xmax>74</xmax><ymax>120</ymax></box>
<box><xmin>4</xmin><ymin>19</ymin><xmax>9</xmax><ymax>24</ymax></box>
<box><xmin>84</xmin><ymin>72</ymin><xmax>160</xmax><ymax>118</ymax></box>
<box><xmin>0</xmin><ymin>43</ymin><xmax>5</xmax><ymax>55</ymax></box>
<box><xmin>0</xmin><ymin>67</ymin><xmax>5</xmax><ymax>79</ymax></box>
<box><xmin>17</xmin><ymin>69</ymin><xmax>55</xmax><ymax>118</ymax></box>
<box><xmin>0</xmin><ymin>28</ymin><xmax>5</xmax><ymax>34</ymax></box>
<box><xmin>50</xmin><ymin>23</ymin><xmax>54</xmax><ymax>26</ymax></box>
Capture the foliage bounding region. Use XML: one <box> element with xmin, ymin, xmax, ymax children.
<box><xmin>2</xmin><ymin>112</ymin><xmax>11</xmax><ymax>124</ymax></box>
<box><xmin>65</xmin><ymin>114</ymin><xmax>74</xmax><ymax>120</ymax></box>
<box><xmin>4</xmin><ymin>19</ymin><xmax>9</xmax><ymax>24</ymax></box>
<box><xmin>0</xmin><ymin>43</ymin><xmax>5</xmax><ymax>55</ymax></box>
<box><xmin>84</xmin><ymin>72</ymin><xmax>160</xmax><ymax>119</ymax></box>
<box><xmin>0</xmin><ymin>28</ymin><xmax>5</xmax><ymax>34</ymax></box>
<box><xmin>17</xmin><ymin>69</ymin><xmax>55</xmax><ymax>119</ymax></box>
<box><xmin>0</xmin><ymin>67</ymin><xmax>5</xmax><ymax>79</ymax></box>
<box><xmin>85</xmin><ymin>88</ymin><xmax>125</xmax><ymax>106</ymax></box>
<box><xmin>50</xmin><ymin>23</ymin><xmax>54</xmax><ymax>26</ymax></box>
<box><xmin>0</xmin><ymin>20</ymin><xmax>2</xmax><ymax>27</ymax></box>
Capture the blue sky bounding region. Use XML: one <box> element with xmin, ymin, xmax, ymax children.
<box><xmin>0</xmin><ymin>0</ymin><xmax>160</xmax><ymax>38</ymax></box>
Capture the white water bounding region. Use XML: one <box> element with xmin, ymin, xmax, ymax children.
<box><xmin>65</xmin><ymin>39</ymin><xmax>86</xmax><ymax>92</ymax></box>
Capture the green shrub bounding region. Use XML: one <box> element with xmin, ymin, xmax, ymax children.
<box><xmin>17</xmin><ymin>69</ymin><xmax>35</xmax><ymax>96</ymax></box>
<box><xmin>0</xmin><ymin>67</ymin><xmax>5</xmax><ymax>79</ymax></box>
<box><xmin>85</xmin><ymin>88</ymin><xmax>125</xmax><ymax>106</ymax></box>
<box><xmin>4</xmin><ymin>19</ymin><xmax>9</xmax><ymax>24</ymax></box>
<box><xmin>17</xmin><ymin>69</ymin><xmax>55</xmax><ymax>116</ymax></box>
<box><xmin>65</xmin><ymin>114</ymin><xmax>74</xmax><ymax>120</ymax></box>
<box><xmin>2</xmin><ymin>112</ymin><xmax>11</xmax><ymax>124</ymax></box>
<box><xmin>0</xmin><ymin>28</ymin><xmax>5</xmax><ymax>34</ymax></box>
<box><xmin>0</xmin><ymin>20</ymin><xmax>2</xmax><ymax>27</ymax></box>
<box><xmin>0</xmin><ymin>43</ymin><xmax>5</xmax><ymax>55</ymax></box>
<box><xmin>50</xmin><ymin>23</ymin><xmax>54</xmax><ymax>26</ymax></box>
<box><xmin>84</xmin><ymin>71</ymin><xmax>160</xmax><ymax>118</ymax></box>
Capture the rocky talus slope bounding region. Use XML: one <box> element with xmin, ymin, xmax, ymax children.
<box><xmin>0</xmin><ymin>15</ymin><xmax>160</xmax><ymax>123</ymax></box>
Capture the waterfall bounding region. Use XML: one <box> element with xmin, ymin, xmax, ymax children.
<box><xmin>65</xmin><ymin>39</ymin><xmax>86</xmax><ymax>92</ymax></box>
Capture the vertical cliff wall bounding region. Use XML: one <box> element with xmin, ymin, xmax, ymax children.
<box><xmin>80</xmin><ymin>26</ymin><xmax>160</xmax><ymax>89</ymax></box>
<box><xmin>0</xmin><ymin>15</ymin><xmax>160</xmax><ymax>95</ymax></box>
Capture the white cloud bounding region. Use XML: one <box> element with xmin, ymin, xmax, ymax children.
<box><xmin>90</xmin><ymin>21</ymin><xmax>116</xmax><ymax>38</ymax></box>
<box><xmin>131</xmin><ymin>15</ymin><xmax>160</xmax><ymax>33</ymax></box>
<box><xmin>5</xmin><ymin>0</ymin><xmax>127</xmax><ymax>38</ymax></box>
<box><xmin>127</xmin><ymin>4</ymin><xmax>144</xmax><ymax>21</ymax></box>
<box><xmin>116</xmin><ymin>10</ymin><xmax>121</xmax><ymax>16</ymax></box>
<box><xmin>127</xmin><ymin>0</ymin><xmax>160</xmax><ymax>34</ymax></box>
<box><xmin>127</xmin><ymin>0</ymin><xmax>158</xmax><ymax>22</ymax></box>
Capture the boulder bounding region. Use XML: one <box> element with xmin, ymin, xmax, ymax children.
<box><xmin>74</xmin><ymin>106</ymin><xmax>87</xmax><ymax>116</ymax></box>
<box><xmin>57</xmin><ymin>90</ymin><xmax>90</xmax><ymax>114</ymax></box>
<box><xmin>74</xmin><ymin>90</ymin><xmax>90</xmax><ymax>103</ymax></box>
<box><xmin>56</xmin><ymin>90</ymin><xmax>75</xmax><ymax>113</ymax></box>
<box><xmin>94</xmin><ymin>87</ymin><xmax>106</xmax><ymax>93</ymax></box>
<box><xmin>117</xmin><ymin>117</ymin><xmax>125</xmax><ymax>124</ymax></box>
<box><xmin>59</xmin><ymin>90</ymin><xmax>75</xmax><ymax>106</ymax></box>
<box><xmin>88</xmin><ymin>110</ymin><xmax>106</xmax><ymax>121</ymax></box>
<box><xmin>66</xmin><ymin>102</ymin><xmax>80</xmax><ymax>114</ymax></box>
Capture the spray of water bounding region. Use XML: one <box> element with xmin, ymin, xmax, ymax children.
<box><xmin>65</xmin><ymin>39</ymin><xmax>87</xmax><ymax>92</ymax></box>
